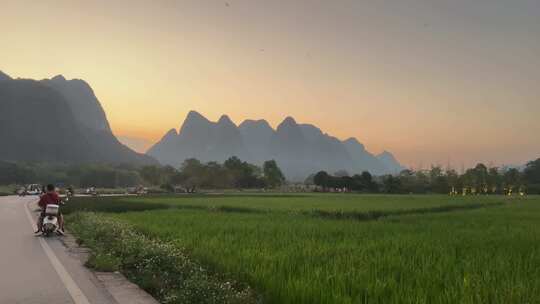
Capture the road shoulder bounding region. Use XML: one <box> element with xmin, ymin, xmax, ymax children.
<box><xmin>58</xmin><ymin>233</ymin><xmax>159</xmax><ymax>304</ymax></box>
<box><xmin>27</xmin><ymin>199</ymin><xmax>158</xmax><ymax>304</ymax></box>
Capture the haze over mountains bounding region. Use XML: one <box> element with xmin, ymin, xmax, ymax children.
<box><xmin>0</xmin><ymin>70</ymin><xmax>403</xmax><ymax>178</ymax></box>
<box><xmin>0</xmin><ymin>71</ymin><xmax>155</xmax><ymax>165</ymax></box>
<box><xmin>148</xmin><ymin>111</ymin><xmax>404</xmax><ymax>180</ymax></box>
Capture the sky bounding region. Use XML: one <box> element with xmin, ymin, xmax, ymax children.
<box><xmin>1</xmin><ymin>0</ymin><xmax>539</xmax><ymax>168</ymax></box>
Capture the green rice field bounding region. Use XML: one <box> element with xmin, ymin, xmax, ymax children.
<box><xmin>67</xmin><ymin>194</ymin><xmax>540</xmax><ymax>303</ymax></box>
<box><xmin>115</xmin><ymin>193</ymin><xmax>506</xmax><ymax>212</ymax></box>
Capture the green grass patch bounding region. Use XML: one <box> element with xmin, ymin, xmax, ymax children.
<box><xmin>86</xmin><ymin>252</ymin><xmax>122</xmax><ymax>272</ymax></box>
<box><xmin>0</xmin><ymin>185</ymin><xmax>17</xmax><ymax>196</ymax></box>
<box><xmin>68</xmin><ymin>212</ymin><xmax>259</xmax><ymax>304</ymax></box>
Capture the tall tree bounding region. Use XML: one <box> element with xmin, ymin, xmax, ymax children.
<box><xmin>263</xmin><ymin>160</ymin><xmax>285</xmax><ymax>188</ymax></box>
<box><xmin>140</xmin><ymin>165</ymin><xmax>164</xmax><ymax>185</ymax></box>
<box><xmin>487</xmin><ymin>167</ymin><xmax>501</xmax><ymax>193</ymax></box>
<box><xmin>430</xmin><ymin>166</ymin><xmax>449</xmax><ymax>194</ymax></box>
<box><xmin>314</xmin><ymin>171</ymin><xmax>330</xmax><ymax>190</ymax></box>
<box><xmin>382</xmin><ymin>175</ymin><xmax>402</xmax><ymax>194</ymax></box>
<box><xmin>524</xmin><ymin>159</ymin><xmax>540</xmax><ymax>184</ymax></box>
<box><xmin>178</xmin><ymin>158</ymin><xmax>205</xmax><ymax>192</ymax></box>
<box><xmin>502</xmin><ymin>168</ymin><xmax>522</xmax><ymax>195</ymax></box>
<box><xmin>473</xmin><ymin>163</ymin><xmax>489</xmax><ymax>193</ymax></box>
<box><xmin>359</xmin><ymin>171</ymin><xmax>378</xmax><ymax>192</ymax></box>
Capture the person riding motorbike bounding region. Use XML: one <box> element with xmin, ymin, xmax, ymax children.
<box><xmin>66</xmin><ymin>186</ymin><xmax>74</xmax><ymax>199</ymax></box>
<box><xmin>35</xmin><ymin>184</ymin><xmax>64</xmax><ymax>235</ymax></box>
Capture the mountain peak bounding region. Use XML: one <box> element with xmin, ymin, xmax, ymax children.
<box><xmin>344</xmin><ymin>137</ymin><xmax>359</xmax><ymax>144</ymax></box>
<box><xmin>0</xmin><ymin>70</ymin><xmax>12</xmax><ymax>81</ymax></box>
<box><xmin>218</xmin><ymin>114</ymin><xmax>235</xmax><ymax>126</ymax></box>
<box><xmin>343</xmin><ymin>137</ymin><xmax>366</xmax><ymax>151</ymax></box>
<box><xmin>282</xmin><ymin>116</ymin><xmax>297</xmax><ymax>125</ymax></box>
<box><xmin>164</xmin><ymin>128</ymin><xmax>178</xmax><ymax>138</ymax></box>
<box><xmin>239</xmin><ymin>119</ymin><xmax>272</xmax><ymax>130</ymax></box>
<box><xmin>185</xmin><ymin>110</ymin><xmax>208</xmax><ymax>122</ymax></box>
<box><xmin>378</xmin><ymin>150</ymin><xmax>393</xmax><ymax>158</ymax></box>
<box><xmin>155</xmin><ymin>128</ymin><xmax>178</xmax><ymax>145</ymax></box>
<box><xmin>277</xmin><ymin>116</ymin><xmax>299</xmax><ymax>132</ymax></box>
<box><xmin>376</xmin><ymin>150</ymin><xmax>405</xmax><ymax>173</ymax></box>
<box><xmin>275</xmin><ymin>116</ymin><xmax>306</xmax><ymax>148</ymax></box>
<box><xmin>51</xmin><ymin>74</ymin><xmax>67</xmax><ymax>82</ymax></box>
<box><xmin>179</xmin><ymin>110</ymin><xmax>212</xmax><ymax>134</ymax></box>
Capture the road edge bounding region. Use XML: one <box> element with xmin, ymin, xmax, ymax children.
<box><xmin>24</xmin><ymin>200</ymin><xmax>91</xmax><ymax>304</ymax></box>
<box><xmin>26</xmin><ymin>200</ymin><xmax>159</xmax><ymax>304</ymax></box>
<box><xmin>59</xmin><ymin>233</ymin><xmax>159</xmax><ymax>304</ymax></box>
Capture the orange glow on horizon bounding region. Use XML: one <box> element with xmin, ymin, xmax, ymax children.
<box><xmin>1</xmin><ymin>1</ymin><xmax>539</xmax><ymax>167</ymax></box>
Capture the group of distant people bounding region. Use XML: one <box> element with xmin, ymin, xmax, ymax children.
<box><xmin>449</xmin><ymin>186</ymin><xmax>526</xmax><ymax>196</ymax></box>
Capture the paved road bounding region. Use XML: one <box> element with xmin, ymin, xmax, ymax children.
<box><xmin>0</xmin><ymin>195</ymin><xmax>117</xmax><ymax>304</ymax></box>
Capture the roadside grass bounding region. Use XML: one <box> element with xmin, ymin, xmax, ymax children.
<box><xmin>0</xmin><ymin>184</ymin><xmax>16</xmax><ymax>196</ymax></box>
<box><xmin>69</xmin><ymin>212</ymin><xmax>259</xmax><ymax>304</ymax></box>
<box><xmin>66</xmin><ymin>194</ymin><xmax>540</xmax><ymax>303</ymax></box>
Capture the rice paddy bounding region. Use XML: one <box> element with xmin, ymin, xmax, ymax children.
<box><xmin>68</xmin><ymin>194</ymin><xmax>540</xmax><ymax>303</ymax></box>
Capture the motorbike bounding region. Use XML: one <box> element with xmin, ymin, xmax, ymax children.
<box><xmin>41</xmin><ymin>203</ymin><xmax>63</xmax><ymax>236</ymax></box>
<box><xmin>65</xmin><ymin>189</ymin><xmax>73</xmax><ymax>201</ymax></box>
<box><xmin>17</xmin><ymin>188</ymin><xmax>27</xmax><ymax>197</ymax></box>
<box><xmin>86</xmin><ymin>187</ymin><xmax>98</xmax><ymax>197</ymax></box>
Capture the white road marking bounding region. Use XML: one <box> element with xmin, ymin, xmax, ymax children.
<box><xmin>24</xmin><ymin>200</ymin><xmax>91</xmax><ymax>304</ymax></box>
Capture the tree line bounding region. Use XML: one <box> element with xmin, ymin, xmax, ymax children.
<box><xmin>139</xmin><ymin>157</ymin><xmax>285</xmax><ymax>192</ymax></box>
<box><xmin>311</xmin><ymin>159</ymin><xmax>540</xmax><ymax>195</ymax></box>
<box><xmin>0</xmin><ymin>162</ymin><xmax>142</xmax><ymax>188</ymax></box>
<box><xmin>0</xmin><ymin>157</ymin><xmax>286</xmax><ymax>191</ymax></box>
<box><xmin>1</xmin><ymin>157</ymin><xmax>539</xmax><ymax>194</ymax></box>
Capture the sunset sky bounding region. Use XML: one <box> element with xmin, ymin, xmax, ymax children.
<box><xmin>1</xmin><ymin>0</ymin><xmax>539</xmax><ymax>168</ymax></box>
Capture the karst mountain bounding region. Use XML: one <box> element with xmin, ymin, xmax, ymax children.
<box><xmin>148</xmin><ymin>111</ymin><xmax>404</xmax><ymax>180</ymax></box>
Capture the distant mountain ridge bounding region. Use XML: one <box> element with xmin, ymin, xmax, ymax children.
<box><xmin>43</xmin><ymin>75</ymin><xmax>111</xmax><ymax>132</ymax></box>
<box><xmin>0</xmin><ymin>71</ymin><xmax>11</xmax><ymax>81</ymax></box>
<box><xmin>148</xmin><ymin>111</ymin><xmax>404</xmax><ymax>180</ymax></box>
<box><xmin>0</xmin><ymin>71</ymin><xmax>156</xmax><ymax>165</ymax></box>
